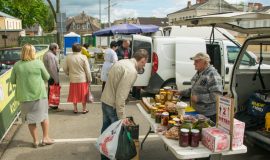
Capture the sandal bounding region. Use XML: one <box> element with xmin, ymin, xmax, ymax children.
<box><xmin>73</xmin><ymin>110</ymin><xmax>78</xmax><ymax>114</ymax></box>
<box><xmin>82</xmin><ymin>109</ymin><xmax>89</xmax><ymax>114</ymax></box>
<box><xmin>41</xmin><ymin>139</ymin><xmax>55</xmax><ymax>146</ymax></box>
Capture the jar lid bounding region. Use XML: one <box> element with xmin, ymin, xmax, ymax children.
<box><xmin>191</xmin><ymin>129</ymin><xmax>200</xmax><ymax>133</ymax></box>
<box><xmin>162</xmin><ymin>112</ymin><xmax>169</xmax><ymax>116</ymax></box>
<box><xmin>173</xmin><ymin>117</ymin><xmax>180</xmax><ymax>122</ymax></box>
<box><xmin>180</xmin><ymin>128</ymin><xmax>189</xmax><ymax>133</ymax></box>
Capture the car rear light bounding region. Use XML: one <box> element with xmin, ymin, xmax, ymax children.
<box><xmin>152</xmin><ymin>52</ymin><xmax>158</xmax><ymax>74</ymax></box>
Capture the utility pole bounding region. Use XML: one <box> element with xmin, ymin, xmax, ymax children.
<box><xmin>56</xmin><ymin>0</ymin><xmax>62</xmax><ymax>49</ymax></box>
<box><xmin>107</xmin><ymin>0</ymin><xmax>111</xmax><ymax>45</ymax></box>
<box><xmin>99</xmin><ymin>0</ymin><xmax>101</xmax><ymax>46</ymax></box>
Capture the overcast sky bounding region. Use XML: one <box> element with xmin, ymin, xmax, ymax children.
<box><xmin>49</xmin><ymin>0</ymin><xmax>270</xmax><ymax>22</ymax></box>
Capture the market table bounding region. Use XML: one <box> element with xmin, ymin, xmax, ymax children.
<box><xmin>136</xmin><ymin>103</ymin><xmax>247</xmax><ymax>160</ymax></box>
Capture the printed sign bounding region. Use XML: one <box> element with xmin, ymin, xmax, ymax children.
<box><xmin>217</xmin><ymin>96</ymin><xmax>232</xmax><ymax>131</ymax></box>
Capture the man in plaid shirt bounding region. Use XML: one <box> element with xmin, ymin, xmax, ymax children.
<box><xmin>178</xmin><ymin>52</ymin><xmax>223</xmax><ymax>122</ymax></box>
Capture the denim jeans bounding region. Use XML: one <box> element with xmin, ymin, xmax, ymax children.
<box><xmin>101</xmin><ymin>102</ymin><xmax>119</xmax><ymax>160</ymax></box>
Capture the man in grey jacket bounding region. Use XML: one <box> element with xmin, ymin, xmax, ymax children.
<box><xmin>178</xmin><ymin>52</ymin><xmax>223</xmax><ymax>122</ymax></box>
<box><xmin>43</xmin><ymin>43</ymin><xmax>63</xmax><ymax>112</ymax></box>
<box><xmin>100</xmin><ymin>49</ymin><xmax>148</xmax><ymax>160</ymax></box>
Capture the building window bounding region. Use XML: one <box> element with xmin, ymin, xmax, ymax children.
<box><xmin>77</xmin><ymin>24</ymin><xmax>80</xmax><ymax>29</ymax></box>
<box><xmin>82</xmin><ymin>24</ymin><xmax>86</xmax><ymax>29</ymax></box>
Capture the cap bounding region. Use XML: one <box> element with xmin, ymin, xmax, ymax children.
<box><xmin>190</xmin><ymin>52</ymin><xmax>210</xmax><ymax>62</ymax></box>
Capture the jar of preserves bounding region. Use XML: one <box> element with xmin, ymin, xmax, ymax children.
<box><xmin>159</xmin><ymin>89</ymin><xmax>165</xmax><ymax>94</ymax></box>
<box><xmin>170</xmin><ymin>115</ymin><xmax>177</xmax><ymax>120</ymax></box>
<box><xmin>190</xmin><ymin>129</ymin><xmax>200</xmax><ymax>147</ymax></box>
<box><xmin>167</xmin><ymin>120</ymin><xmax>176</xmax><ymax>129</ymax></box>
<box><xmin>167</xmin><ymin>91</ymin><xmax>173</xmax><ymax>101</ymax></box>
<box><xmin>181</xmin><ymin>120</ymin><xmax>193</xmax><ymax>131</ymax></box>
<box><xmin>194</xmin><ymin>118</ymin><xmax>210</xmax><ymax>132</ymax></box>
<box><xmin>155</xmin><ymin>112</ymin><xmax>162</xmax><ymax>123</ymax></box>
<box><xmin>161</xmin><ymin>112</ymin><xmax>169</xmax><ymax>126</ymax></box>
<box><xmin>179</xmin><ymin>128</ymin><xmax>190</xmax><ymax>147</ymax></box>
<box><xmin>155</xmin><ymin>95</ymin><xmax>161</xmax><ymax>103</ymax></box>
<box><xmin>150</xmin><ymin>107</ymin><xmax>157</xmax><ymax>119</ymax></box>
<box><xmin>173</xmin><ymin>117</ymin><xmax>181</xmax><ymax>126</ymax></box>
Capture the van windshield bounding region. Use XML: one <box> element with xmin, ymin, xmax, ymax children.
<box><xmin>227</xmin><ymin>46</ymin><xmax>256</xmax><ymax>65</ymax></box>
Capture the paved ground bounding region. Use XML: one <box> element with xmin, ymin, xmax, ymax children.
<box><xmin>0</xmin><ymin>72</ymin><xmax>269</xmax><ymax>160</ymax></box>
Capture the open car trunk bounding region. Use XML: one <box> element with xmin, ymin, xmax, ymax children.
<box><xmin>176</xmin><ymin>12</ymin><xmax>270</xmax><ymax>150</ymax></box>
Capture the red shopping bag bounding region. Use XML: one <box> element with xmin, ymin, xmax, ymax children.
<box><xmin>49</xmin><ymin>84</ymin><xmax>61</xmax><ymax>106</ymax></box>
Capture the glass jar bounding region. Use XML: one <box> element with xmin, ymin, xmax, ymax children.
<box><xmin>181</xmin><ymin>120</ymin><xmax>193</xmax><ymax>131</ymax></box>
<box><xmin>151</xmin><ymin>107</ymin><xmax>157</xmax><ymax>119</ymax></box>
<box><xmin>190</xmin><ymin>129</ymin><xmax>200</xmax><ymax>147</ymax></box>
<box><xmin>194</xmin><ymin>118</ymin><xmax>210</xmax><ymax>132</ymax></box>
<box><xmin>161</xmin><ymin>112</ymin><xmax>169</xmax><ymax>126</ymax></box>
<box><xmin>167</xmin><ymin>120</ymin><xmax>176</xmax><ymax>130</ymax></box>
<box><xmin>173</xmin><ymin>117</ymin><xmax>181</xmax><ymax>126</ymax></box>
<box><xmin>155</xmin><ymin>112</ymin><xmax>162</xmax><ymax>123</ymax></box>
<box><xmin>179</xmin><ymin>128</ymin><xmax>190</xmax><ymax>147</ymax></box>
<box><xmin>167</xmin><ymin>91</ymin><xmax>173</xmax><ymax>101</ymax></box>
<box><xmin>159</xmin><ymin>89</ymin><xmax>165</xmax><ymax>94</ymax></box>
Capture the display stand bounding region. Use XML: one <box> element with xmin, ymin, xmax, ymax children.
<box><xmin>137</xmin><ymin>99</ymin><xmax>247</xmax><ymax>160</ymax></box>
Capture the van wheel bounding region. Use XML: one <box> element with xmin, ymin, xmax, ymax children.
<box><xmin>162</xmin><ymin>81</ymin><xmax>177</xmax><ymax>90</ymax></box>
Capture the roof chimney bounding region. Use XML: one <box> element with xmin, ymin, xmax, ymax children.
<box><xmin>196</xmin><ymin>0</ymin><xmax>206</xmax><ymax>4</ymax></box>
<box><xmin>187</xmin><ymin>1</ymin><xmax>191</xmax><ymax>8</ymax></box>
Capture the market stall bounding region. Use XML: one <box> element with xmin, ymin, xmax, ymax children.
<box><xmin>137</xmin><ymin>88</ymin><xmax>247</xmax><ymax>160</ymax></box>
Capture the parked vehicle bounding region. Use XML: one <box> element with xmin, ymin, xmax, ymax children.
<box><xmin>128</xmin><ymin>26</ymin><xmax>257</xmax><ymax>94</ymax></box>
<box><xmin>181</xmin><ymin>12</ymin><xmax>270</xmax><ymax>151</ymax></box>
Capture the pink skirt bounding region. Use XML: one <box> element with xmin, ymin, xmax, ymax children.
<box><xmin>67</xmin><ymin>82</ymin><xmax>89</xmax><ymax>103</ymax></box>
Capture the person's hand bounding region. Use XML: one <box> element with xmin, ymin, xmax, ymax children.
<box><xmin>191</xmin><ymin>95</ymin><xmax>198</xmax><ymax>103</ymax></box>
<box><xmin>122</xmin><ymin>118</ymin><xmax>132</xmax><ymax>126</ymax></box>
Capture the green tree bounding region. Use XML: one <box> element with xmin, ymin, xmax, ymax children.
<box><xmin>0</xmin><ymin>0</ymin><xmax>55</xmax><ymax>32</ymax></box>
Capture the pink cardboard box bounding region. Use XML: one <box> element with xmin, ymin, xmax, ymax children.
<box><xmin>202</xmin><ymin>127</ymin><xmax>230</xmax><ymax>152</ymax></box>
<box><xmin>221</xmin><ymin>119</ymin><xmax>245</xmax><ymax>150</ymax></box>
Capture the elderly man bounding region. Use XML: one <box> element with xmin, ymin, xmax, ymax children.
<box><xmin>178</xmin><ymin>52</ymin><xmax>223</xmax><ymax>122</ymax></box>
<box><xmin>116</xmin><ymin>39</ymin><xmax>131</xmax><ymax>60</ymax></box>
<box><xmin>43</xmin><ymin>43</ymin><xmax>63</xmax><ymax>112</ymax></box>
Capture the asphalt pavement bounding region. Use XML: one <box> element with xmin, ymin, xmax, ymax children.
<box><xmin>0</xmin><ymin>72</ymin><xmax>269</xmax><ymax>160</ymax></box>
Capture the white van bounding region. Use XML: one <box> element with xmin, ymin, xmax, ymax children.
<box><xmin>130</xmin><ymin>26</ymin><xmax>257</xmax><ymax>94</ymax></box>
<box><xmin>179</xmin><ymin>12</ymin><xmax>270</xmax><ymax>151</ymax></box>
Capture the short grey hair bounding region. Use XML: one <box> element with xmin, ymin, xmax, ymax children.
<box><xmin>49</xmin><ymin>43</ymin><xmax>59</xmax><ymax>51</ymax></box>
<box><xmin>133</xmin><ymin>49</ymin><xmax>148</xmax><ymax>61</ymax></box>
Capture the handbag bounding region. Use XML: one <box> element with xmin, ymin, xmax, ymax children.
<box><xmin>49</xmin><ymin>84</ymin><xmax>61</xmax><ymax>106</ymax></box>
<box><xmin>115</xmin><ymin>126</ymin><xmax>137</xmax><ymax>160</ymax></box>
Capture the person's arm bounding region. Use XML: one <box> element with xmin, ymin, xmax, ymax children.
<box><xmin>63</xmin><ymin>57</ymin><xmax>69</xmax><ymax>75</ymax></box>
<box><xmin>47</xmin><ymin>55</ymin><xmax>59</xmax><ymax>83</ymax></box>
<box><xmin>10</xmin><ymin>65</ymin><xmax>16</xmax><ymax>84</ymax></box>
<box><xmin>112</xmin><ymin>51</ymin><xmax>118</xmax><ymax>63</ymax></box>
<box><xmin>115</xmin><ymin>71</ymin><xmax>137</xmax><ymax>119</ymax></box>
<box><xmin>40</xmin><ymin>60</ymin><xmax>50</xmax><ymax>81</ymax></box>
<box><xmin>196</xmin><ymin>73</ymin><xmax>223</xmax><ymax>103</ymax></box>
<box><xmin>83</xmin><ymin>56</ymin><xmax>92</xmax><ymax>83</ymax></box>
<box><xmin>180</xmin><ymin>88</ymin><xmax>192</xmax><ymax>97</ymax></box>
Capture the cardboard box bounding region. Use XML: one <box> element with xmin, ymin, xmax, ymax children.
<box><xmin>202</xmin><ymin>127</ymin><xmax>230</xmax><ymax>152</ymax></box>
<box><xmin>220</xmin><ymin>119</ymin><xmax>245</xmax><ymax>150</ymax></box>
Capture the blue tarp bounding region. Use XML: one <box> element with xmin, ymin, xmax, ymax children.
<box><xmin>93</xmin><ymin>23</ymin><xmax>159</xmax><ymax>36</ymax></box>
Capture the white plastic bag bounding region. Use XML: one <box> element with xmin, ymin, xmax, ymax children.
<box><xmin>96</xmin><ymin>120</ymin><xmax>123</xmax><ymax>159</ymax></box>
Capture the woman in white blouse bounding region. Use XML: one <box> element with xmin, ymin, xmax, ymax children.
<box><xmin>101</xmin><ymin>41</ymin><xmax>118</xmax><ymax>91</ymax></box>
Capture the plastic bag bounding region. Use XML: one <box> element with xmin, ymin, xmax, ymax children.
<box><xmin>96</xmin><ymin>120</ymin><xmax>123</xmax><ymax>159</ymax></box>
<box><xmin>87</xmin><ymin>90</ymin><xmax>94</xmax><ymax>103</ymax></box>
<box><xmin>115</xmin><ymin>126</ymin><xmax>137</xmax><ymax>160</ymax></box>
<box><xmin>48</xmin><ymin>84</ymin><xmax>61</xmax><ymax>106</ymax></box>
